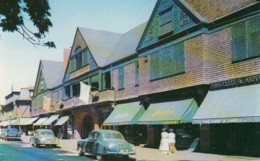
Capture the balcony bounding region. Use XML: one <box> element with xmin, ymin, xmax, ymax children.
<box><xmin>61</xmin><ymin>89</ymin><xmax>115</xmax><ymax>110</ymax></box>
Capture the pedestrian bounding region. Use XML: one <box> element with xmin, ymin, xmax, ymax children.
<box><xmin>159</xmin><ymin>128</ymin><xmax>169</xmax><ymax>154</ymax></box>
<box><xmin>168</xmin><ymin>129</ymin><xmax>176</xmax><ymax>154</ymax></box>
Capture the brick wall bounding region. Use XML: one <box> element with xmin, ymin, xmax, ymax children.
<box><xmin>186</xmin><ymin>0</ymin><xmax>256</xmax><ymax>22</ymax></box>
<box><xmin>204</xmin><ymin>27</ymin><xmax>260</xmax><ymax>83</ymax></box>
<box><xmin>113</xmin><ymin>62</ymin><xmax>139</xmax><ymax>101</ymax></box>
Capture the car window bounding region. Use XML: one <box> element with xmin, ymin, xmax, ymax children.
<box><xmin>9</xmin><ymin>128</ymin><xmax>18</xmax><ymax>133</ymax></box>
<box><xmin>40</xmin><ymin>131</ymin><xmax>54</xmax><ymax>136</ymax></box>
<box><xmin>103</xmin><ymin>132</ymin><xmax>124</xmax><ymax>140</ymax></box>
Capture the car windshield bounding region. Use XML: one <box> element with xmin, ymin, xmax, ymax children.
<box><xmin>103</xmin><ymin>132</ymin><xmax>124</xmax><ymax>140</ymax></box>
<box><xmin>9</xmin><ymin>129</ymin><xmax>18</xmax><ymax>133</ymax></box>
<box><xmin>40</xmin><ymin>131</ymin><xmax>53</xmax><ymax>136</ymax></box>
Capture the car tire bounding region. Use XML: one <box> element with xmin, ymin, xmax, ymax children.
<box><xmin>78</xmin><ymin>146</ymin><xmax>84</xmax><ymax>156</ymax></box>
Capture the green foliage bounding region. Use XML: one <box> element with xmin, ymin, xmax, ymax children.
<box><xmin>0</xmin><ymin>0</ymin><xmax>55</xmax><ymax>48</ymax></box>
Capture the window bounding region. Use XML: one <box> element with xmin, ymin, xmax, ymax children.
<box><xmin>72</xmin><ymin>83</ymin><xmax>80</xmax><ymax>97</ymax></box>
<box><xmin>102</xmin><ymin>71</ymin><xmax>111</xmax><ymax>90</ymax></box>
<box><xmin>158</xmin><ymin>0</ymin><xmax>173</xmax><ymax>37</ymax></box>
<box><xmin>150</xmin><ymin>42</ymin><xmax>185</xmax><ymax>80</ymax></box>
<box><xmin>64</xmin><ymin>86</ymin><xmax>71</xmax><ymax>99</ymax></box>
<box><xmin>135</xmin><ymin>61</ymin><xmax>139</xmax><ymax>86</ymax></box>
<box><xmin>118</xmin><ymin>66</ymin><xmax>124</xmax><ymax>90</ymax></box>
<box><xmin>232</xmin><ymin>17</ymin><xmax>260</xmax><ymax>62</ymax></box>
<box><xmin>69</xmin><ymin>47</ymin><xmax>89</xmax><ymax>72</ymax></box>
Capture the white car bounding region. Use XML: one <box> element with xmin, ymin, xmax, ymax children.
<box><xmin>30</xmin><ymin>129</ymin><xmax>59</xmax><ymax>147</ymax></box>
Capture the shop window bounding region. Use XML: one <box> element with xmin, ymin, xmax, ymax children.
<box><xmin>102</xmin><ymin>71</ymin><xmax>111</xmax><ymax>90</ymax></box>
<box><xmin>232</xmin><ymin>16</ymin><xmax>260</xmax><ymax>62</ymax></box>
<box><xmin>150</xmin><ymin>42</ymin><xmax>185</xmax><ymax>80</ymax></box>
<box><xmin>118</xmin><ymin>66</ymin><xmax>124</xmax><ymax>90</ymax></box>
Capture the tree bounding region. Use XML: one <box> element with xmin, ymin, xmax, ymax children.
<box><xmin>0</xmin><ymin>0</ymin><xmax>55</xmax><ymax>48</ymax></box>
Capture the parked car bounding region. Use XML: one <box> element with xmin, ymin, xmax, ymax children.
<box><xmin>77</xmin><ymin>130</ymin><xmax>136</xmax><ymax>161</ymax></box>
<box><xmin>30</xmin><ymin>129</ymin><xmax>59</xmax><ymax>147</ymax></box>
<box><xmin>1</xmin><ymin>128</ymin><xmax>21</xmax><ymax>141</ymax></box>
<box><xmin>0</xmin><ymin>128</ymin><xmax>6</xmax><ymax>139</ymax></box>
<box><xmin>176</xmin><ymin>129</ymin><xmax>193</xmax><ymax>150</ymax></box>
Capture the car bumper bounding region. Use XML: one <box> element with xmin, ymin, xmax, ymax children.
<box><xmin>105</xmin><ymin>151</ymin><xmax>136</xmax><ymax>155</ymax></box>
<box><xmin>7</xmin><ymin>136</ymin><xmax>21</xmax><ymax>140</ymax></box>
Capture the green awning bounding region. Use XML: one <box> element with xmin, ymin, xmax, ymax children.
<box><xmin>193</xmin><ymin>84</ymin><xmax>260</xmax><ymax>124</ymax></box>
<box><xmin>137</xmin><ymin>99</ymin><xmax>198</xmax><ymax>125</ymax></box>
<box><xmin>42</xmin><ymin>114</ymin><xmax>59</xmax><ymax>126</ymax></box>
<box><xmin>103</xmin><ymin>102</ymin><xmax>145</xmax><ymax>126</ymax></box>
<box><xmin>54</xmin><ymin>116</ymin><xmax>69</xmax><ymax>126</ymax></box>
<box><xmin>33</xmin><ymin>117</ymin><xmax>48</xmax><ymax>126</ymax></box>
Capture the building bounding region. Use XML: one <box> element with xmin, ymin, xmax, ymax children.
<box><xmin>29</xmin><ymin>0</ymin><xmax>260</xmax><ymax>157</ymax></box>
<box><xmin>31</xmin><ymin>59</ymin><xmax>64</xmax><ymax>135</ymax></box>
<box><xmin>0</xmin><ymin>87</ymin><xmax>34</xmax><ymax>133</ymax></box>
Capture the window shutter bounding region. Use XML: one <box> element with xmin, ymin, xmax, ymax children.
<box><xmin>118</xmin><ymin>67</ymin><xmax>124</xmax><ymax>89</ymax></box>
<box><xmin>232</xmin><ymin>21</ymin><xmax>247</xmax><ymax>61</ymax></box>
<box><xmin>150</xmin><ymin>52</ymin><xmax>159</xmax><ymax>80</ymax></box>
<box><xmin>174</xmin><ymin>42</ymin><xmax>185</xmax><ymax>73</ymax></box>
<box><xmin>135</xmin><ymin>62</ymin><xmax>139</xmax><ymax>86</ymax></box>
<box><xmin>248</xmin><ymin>17</ymin><xmax>260</xmax><ymax>57</ymax></box>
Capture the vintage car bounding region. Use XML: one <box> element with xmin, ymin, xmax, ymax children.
<box><xmin>30</xmin><ymin>129</ymin><xmax>59</xmax><ymax>147</ymax></box>
<box><xmin>77</xmin><ymin>130</ymin><xmax>136</xmax><ymax>161</ymax></box>
<box><xmin>1</xmin><ymin>128</ymin><xmax>21</xmax><ymax>141</ymax></box>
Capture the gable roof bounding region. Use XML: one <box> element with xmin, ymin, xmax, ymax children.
<box><xmin>105</xmin><ymin>22</ymin><xmax>147</xmax><ymax>65</ymax></box>
<box><xmin>41</xmin><ymin>60</ymin><xmax>64</xmax><ymax>89</ymax></box>
<box><xmin>78</xmin><ymin>27</ymin><xmax>122</xmax><ymax>67</ymax></box>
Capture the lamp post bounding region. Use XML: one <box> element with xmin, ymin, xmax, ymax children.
<box><xmin>9</xmin><ymin>113</ymin><xmax>11</xmax><ymax>128</ymax></box>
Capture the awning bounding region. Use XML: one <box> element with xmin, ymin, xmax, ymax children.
<box><xmin>33</xmin><ymin>117</ymin><xmax>48</xmax><ymax>126</ymax></box>
<box><xmin>10</xmin><ymin>119</ymin><xmax>18</xmax><ymax>125</ymax></box>
<box><xmin>137</xmin><ymin>99</ymin><xmax>198</xmax><ymax>125</ymax></box>
<box><xmin>42</xmin><ymin>114</ymin><xmax>59</xmax><ymax>126</ymax></box>
<box><xmin>193</xmin><ymin>84</ymin><xmax>260</xmax><ymax>124</ymax></box>
<box><xmin>12</xmin><ymin>117</ymin><xmax>39</xmax><ymax>126</ymax></box>
<box><xmin>54</xmin><ymin>116</ymin><xmax>69</xmax><ymax>126</ymax></box>
<box><xmin>103</xmin><ymin>102</ymin><xmax>145</xmax><ymax>126</ymax></box>
<box><xmin>0</xmin><ymin>120</ymin><xmax>10</xmax><ymax>126</ymax></box>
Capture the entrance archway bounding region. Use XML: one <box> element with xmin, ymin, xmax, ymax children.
<box><xmin>82</xmin><ymin>116</ymin><xmax>93</xmax><ymax>138</ymax></box>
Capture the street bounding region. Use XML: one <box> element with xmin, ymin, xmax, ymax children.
<box><xmin>0</xmin><ymin>140</ymin><xmax>94</xmax><ymax>161</ymax></box>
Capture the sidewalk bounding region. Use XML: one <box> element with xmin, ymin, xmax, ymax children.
<box><xmin>21</xmin><ymin>136</ymin><xmax>260</xmax><ymax>161</ymax></box>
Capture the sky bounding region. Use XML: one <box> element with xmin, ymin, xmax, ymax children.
<box><xmin>0</xmin><ymin>0</ymin><xmax>156</xmax><ymax>104</ymax></box>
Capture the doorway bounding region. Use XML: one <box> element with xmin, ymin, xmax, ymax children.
<box><xmin>82</xmin><ymin>116</ymin><xmax>93</xmax><ymax>138</ymax></box>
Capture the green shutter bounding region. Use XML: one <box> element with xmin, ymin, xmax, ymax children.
<box><xmin>248</xmin><ymin>17</ymin><xmax>260</xmax><ymax>57</ymax></box>
<box><xmin>232</xmin><ymin>21</ymin><xmax>247</xmax><ymax>61</ymax></box>
<box><xmin>174</xmin><ymin>42</ymin><xmax>185</xmax><ymax>73</ymax></box>
<box><xmin>135</xmin><ymin>61</ymin><xmax>139</xmax><ymax>86</ymax></box>
<box><xmin>159</xmin><ymin>45</ymin><xmax>175</xmax><ymax>77</ymax></box>
<box><xmin>150</xmin><ymin>52</ymin><xmax>159</xmax><ymax>80</ymax></box>
<box><xmin>118</xmin><ymin>67</ymin><xmax>124</xmax><ymax>89</ymax></box>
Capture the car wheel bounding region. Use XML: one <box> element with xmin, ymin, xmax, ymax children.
<box><xmin>78</xmin><ymin>146</ymin><xmax>84</xmax><ymax>156</ymax></box>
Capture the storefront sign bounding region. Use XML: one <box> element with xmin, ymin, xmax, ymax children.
<box><xmin>210</xmin><ymin>74</ymin><xmax>260</xmax><ymax>90</ymax></box>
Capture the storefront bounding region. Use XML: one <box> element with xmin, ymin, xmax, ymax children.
<box><xmin>193</xmin><ymin>76</ymin><xmax>260</xmax><ymax>157</ymax></box>
<box><xmin>103</xmin><ymin>101</ymin><xmax>146</xmax><ymax>145</ymax></box>
<box><xmin>137</xmin><ymin>98</ymin><xmax>199</xmax><ymax>148</ymax></box>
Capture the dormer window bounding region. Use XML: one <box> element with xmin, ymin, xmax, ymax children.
<box><xmin>69</xmin><ymin>46</ymin><xmax>89</xmax><ymax>72</ymax></box>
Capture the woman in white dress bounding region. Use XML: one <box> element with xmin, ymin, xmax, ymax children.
<box><xmin>159</xmin><ymin>128</ymin><xmax>169</xmax><ymax>154</ymax></box>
